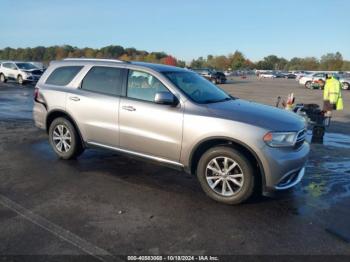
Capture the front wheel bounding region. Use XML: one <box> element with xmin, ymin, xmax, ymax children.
<box><xmin>211</xmin><ymin>78</ymin><xmax>217</xmax><ymax>84</ymax></box>
<box><xmin>17</xmin><ymin>75</ymin><xmax>24</xmax><ymax>85</ymax></box>
<box><xmin>197</xmin><ymin>146</ymin><xmax>255</xmax><ymax>205</ymax></box>
<box><xmin>305</xmin><ymin>81</ymin><xmax>311</xmax><ymax>89</ymax></box>
<box><xmin>49</xmin><ymin>117</ymin><xmax>84</xmax><ymax>159</ymax></box>
<box><xmin>342</xmin><ymin>82</ymin><xmax>349</xmax><ymax>90</ymax></box>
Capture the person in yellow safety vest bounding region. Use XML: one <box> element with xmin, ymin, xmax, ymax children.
<box><xmin>323</xmin><ymin>73</ymin><xmax>344</xmax><ymax>113</ymax></box>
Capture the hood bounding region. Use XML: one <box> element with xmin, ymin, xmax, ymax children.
<box><xmin>22</xmin><ymin>69</ymin><xmax>43</xmax><ymax>74</ymax></box>
<box><xmin>206</xmin><ymin>99</ymin><xmax>306</xmax><ymax>131</ymax></box>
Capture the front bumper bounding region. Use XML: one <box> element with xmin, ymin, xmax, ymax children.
<box><xmin>24</xmin><ymin>75</ymin><xmax>41</xmax><ymax>82</ymax></box>
<box><xmin>274</xmin><ymin>167</ymin><xmax>305</xmax><ymax>190</ymax></box>
<box><xmin>259</xmin><ymin>141</ymin><xmax>310</xmax><ymax>192</ymax></box>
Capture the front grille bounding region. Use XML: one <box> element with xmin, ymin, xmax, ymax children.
<box><xmin>294</xmin><ymin>129</ymin><xmax>306</xmax><ymax>149</ymax></box>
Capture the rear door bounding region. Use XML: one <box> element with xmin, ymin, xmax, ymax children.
<box><xmin>2</xmin><ymin>63</ymin><xmax>14</xmax><ymax>79</ymax></box>
<box><xmin>66</xmin><ymin>66</ymin><xmax>126</xmax><ymax>147</ymax></box>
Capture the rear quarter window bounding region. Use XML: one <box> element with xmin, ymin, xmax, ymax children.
<box><xmin>46</xmin><ymin>66</ymin><xmax>83</xmax><ymax>86</ymax></box>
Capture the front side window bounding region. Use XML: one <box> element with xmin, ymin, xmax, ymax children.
<box><xmin>46</xmin><ymin>66</ymin><xmax>83</xmax><ymax>86</ymax></box>
<box><xmin>81</xmin><ymin>66</ymin><xmax>124</xmax><ymax>96</ymax></box>
<box><xmin>127</xmin><ymin>70</ymin><xmax>169</xmax><ymax>102</ymax></box>
<box><xmin>164</xmin><ymin>71</ymin><xmax>231</xmax><ymax>104</ymax></box>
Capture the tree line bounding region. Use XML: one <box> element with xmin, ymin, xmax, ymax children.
<box><xmin>0</xmin><ymin>45</ymin><xmax>349</xmax><ymax>71</ymax></box>
<box><xmin>190</xmin><ymin>51</ymin><xmax>350</xmax><ymax>71</ymax></box>
<box><xmin>0</xmin><ymin>45</ymin><xmax>185</xmax><ymax>67</ymax></box>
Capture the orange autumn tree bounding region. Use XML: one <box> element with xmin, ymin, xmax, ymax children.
<box><xmin>161</xmin><ymin>55</ymin><xmax>177</xmax><ymax>66</ymax></box>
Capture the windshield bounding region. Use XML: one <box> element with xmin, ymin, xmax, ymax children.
<box><xmin>164</xmin><ymin>71</ymin><xmax>231</xmax><ymax>104</ymax></box>
<box><xmin>16</xmin><ymin>63</ymin><xmax>37</xmax><ymax>70</ymax></box>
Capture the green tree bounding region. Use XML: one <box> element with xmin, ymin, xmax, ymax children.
<box><xmin>320</xmin><ymin>52</ymin><xmax>343</xmax><ymax>71</ymax></box>
<box><xmin>229</xmin><ymin>51</ymin><xmax>245</xmax><ymax>70</ymax></box>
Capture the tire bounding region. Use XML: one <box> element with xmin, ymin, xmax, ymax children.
<box><xmin>49</xmin><ymin>117</ymin><xmax>84</xmax><ymax>159</ymax></box>
<box><xmin>305</xmin><ymin>81</ymin><xmax>311</xmax><ymax>89</ymax></box>
<box><xmin>197</xmin><ymin>146</ymin><xmax>255</xmax><ymax>205</ymax></box>
<box><xmin>17</xmin><ymin>75</ymin><xmax>24</xmax><ymax>85</ymax></box>
<box><xmin>211</xmin><ymin>78</ymin><xmax>217</xmax><ymax>84</ymax></box>
<box><xmin>342</xmin><ymin>82</ymin><xmax>349</xmax><ymax>90</ymax></box>
<box><xmin>0</xmin><ymin>73</ymin><xmax>7</xmax><ymax>83</ymax></box>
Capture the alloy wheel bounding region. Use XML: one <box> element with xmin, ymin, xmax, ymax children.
<box><xmin>52</xmin><ymin>124</ymin><xmax>72</xmax><ymax>153</ymax></box>
<box><xmin>205</xmin><ymin>156</ymin><xmax>244</xmax><ymax>197</ymax></box>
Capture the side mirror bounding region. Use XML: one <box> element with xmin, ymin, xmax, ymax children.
<box><xmin>154</xmin><ymin>91</ymin><xmax>178</xmax><ymax>106</ymax></box>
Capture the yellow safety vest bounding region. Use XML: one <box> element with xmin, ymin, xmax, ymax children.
<box><xmin>323</xmin><ymin>77</ymin><xmax>344</xmax><ymax>110</ymax></box>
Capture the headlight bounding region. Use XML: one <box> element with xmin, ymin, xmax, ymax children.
<box><xmin>24</xmin><ymin>72</ymin><xmax>32</xmax><ymax>76</ymax></box>
<box><xmin>263</xmin><ymin>131</ymin><xmax>297</xmax><ymax>147</ymax></box>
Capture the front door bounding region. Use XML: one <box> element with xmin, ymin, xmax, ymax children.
<box><xmin>119</xmin><ymin>70</ymin><xmax>183</xmax><ymax>162</ymax></box>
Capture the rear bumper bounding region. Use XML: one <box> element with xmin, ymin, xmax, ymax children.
<box><xmin>33</xmin><ymin>101</ymin><xmax>47</xmax><ymax>130</ymax></box>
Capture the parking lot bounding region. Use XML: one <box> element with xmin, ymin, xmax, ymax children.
<box><xmin>1</xmin><ymin>77</ymin><xmax>350</xmax><ymax>259</ymax></box>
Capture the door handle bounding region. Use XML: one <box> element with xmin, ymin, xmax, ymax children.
<box><xmin>122</xmin><ymin>105</ymin><xmax>136</xmax><ymax>111</ymax></box>
<box><xmin>69</xmin><ymin>96</ymin><xmax>80</xmax><ymax>101</ymax></box>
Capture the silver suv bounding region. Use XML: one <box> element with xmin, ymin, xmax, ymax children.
<box><xmin>33</xmin><ymin>58</ymin><xmax>309</xmax><ymax>204</ymax></box>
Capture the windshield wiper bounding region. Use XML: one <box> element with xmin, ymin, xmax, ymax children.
<box><xmin>202</xmin><ymin>97</ymin><xmax>231</xmax><ymax>104</ymax></box>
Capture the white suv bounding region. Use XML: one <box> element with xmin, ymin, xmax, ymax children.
<box><xmin>0</xmin><ymin>61</ymin><xmax>43</xmax><ymax>85</ymax></box>
<box><xmin>299</xmin><ymin>73</ymin><xmax>326</xmax><ymax>88</ymax></box>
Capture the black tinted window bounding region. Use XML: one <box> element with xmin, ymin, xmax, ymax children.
<box><xmin>81</xmin><ymin>67</ymin><xmax>124</xmax><ymax>96</ymax></box>
<box><xmin>46</xmin><ymin>66</ymin><xmax>83</xmax><ymax>86</ymax></box>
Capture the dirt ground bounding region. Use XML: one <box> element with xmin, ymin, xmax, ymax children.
<box><xmin>0</xmin><ymin>78</ymin><xmax>350</xmax><ymax>260</ymax></box>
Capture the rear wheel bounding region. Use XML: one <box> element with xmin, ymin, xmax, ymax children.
<box><xmin>197</xmin><ymin>146</ymin><xmax>255</xmax><ymax>205</ymax></box>
<box><xmin>49</xmin><ymin>117</ymin><xmax>84</xmax><ymax>159</ymax></box>
<box><xmin>0</xmin><ymin>73</ymin><xmax>6</xmax><ymax>83</ymax></box>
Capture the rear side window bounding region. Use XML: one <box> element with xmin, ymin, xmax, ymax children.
<box><xmin>81</xmin><ymin>66</ymin><xmax>124</xmax><ymax>96</ymax></box>
<box><xmin>46</xmin><ymin>66</ymin><xmax>83</xmax><ymax>86</ymax></box>
<box><xmin>2</xmin><ymin>63</ymin><xmax>14</xmax><ymax>69</ymax></box>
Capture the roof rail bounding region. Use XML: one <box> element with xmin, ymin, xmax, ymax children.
<box><xmin>63</xmin><ymin>58</ymin><xmax>127</xmax><ymax>63</ymax></box>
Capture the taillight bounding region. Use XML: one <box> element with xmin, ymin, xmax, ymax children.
<box><xmin>34</xmin><ymin>87</ymin><xmax>39</xmax><ymax>101</ymax></box>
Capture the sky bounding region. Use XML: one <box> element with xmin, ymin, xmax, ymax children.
<box><xmin>1</xmin><ymin>0</ymin><xmax>349</xmax><ymax>62</ymax></box>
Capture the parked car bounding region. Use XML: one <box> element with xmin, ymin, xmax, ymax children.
<box><xmin>193</xmin><ymin>68</ymin><xmax>226</xmax><ymax>84</ymax></box>
<box><xmin>215</xmin><ymin>71</ymin><xmax>227</xmax><ymax>84</ymax></box>
<box><xmin>294</xmin><ymin>71</ymin><xmax>311</xmax><ymax>81</ymax></box>
<box><xmin>285</xmin><ymin>73</ymin><xmax>297</xmax><ymax>79</ymax></box>
<box><xmin>259</xmin><ymin>72</ymin><xmax>276</xmax><ymax>78</ymax></box>
<box><xmin>339</xmin><ymin>77</ymin><xmax>350</xmax><ymax>90</ymax></box>
<box><xmin>299</xmin><ymin>73</ymin><xmax>326</xmax><ymax>88</ymax></box>
<box><xmin>274</xmin><ymin>72</ymin><xmax>287</xmax><ymax>78</ymax></box>
<box><xmin>0</xmin><ymin>61</ymin><xmax>43</xmax><ymax>84</ymax></box>
<box><xmin>33</xmin><ymin>58</ymin><xmax>309</xmax><ymax>205</ymax></box>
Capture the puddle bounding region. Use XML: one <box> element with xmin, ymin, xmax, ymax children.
<box><xmin>322</xmin><ymin>161</ymin><xmax>350</xmax><ymax>173</ymax></box>
<box><xmin>0</xmin><ymin>90</ymin><xmax>33</xmax><ymax>120</ymax></box>
<box><xmin>296</xmin><ymin>156</ymin><xmax>350</xmax><ymax>211</ymax></box>
<box><xmin>307</xmin><ymin>130</ymin><xmax>350</xmax><ymax>149</ymax></box>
